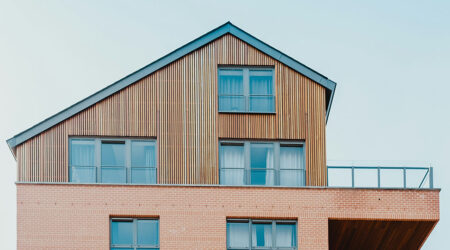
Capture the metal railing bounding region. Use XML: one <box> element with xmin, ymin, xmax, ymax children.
<box><xmin>327</xmin><ymin>166</ymin><xmax>433</xmax><ymax>189</ymax></box>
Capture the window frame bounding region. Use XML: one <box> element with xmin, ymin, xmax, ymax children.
<box><xmin>69</xmin><ymin>137</ymin><xmax>157</xmax><ymax>184</ymax></box>
<box><xmin>227</xmin><ymin>218</ymin><xmax>297</xmax><ymax>250</ymax></box>
<box><xmin>219</xmin><ymin>140</ymin><xmax>306</xmax><ymax>186</ymax></box>
<box><xmin>110</xmin><ymin>217</ymin><xmax>159</xmax><ymax>250</ymax></box>
<box><xmin>218</xmin><ymin>66</ymin><xmax>276</xmax><ymax>114</ymax></box>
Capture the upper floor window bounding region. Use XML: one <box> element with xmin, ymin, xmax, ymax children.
<box><xmin>219</xmin><ymin>141</ymin><xmax>305</xmax><ymax>186</ymax></box>
<box><xmin>218</xmin><ymin>67</ymin><xmax>275</xmax><ymax>113</ymax></box>
<box><xmin>111</xmin><ymin>218</ymin><xmax>159</xmax><ymax>249</ymax></box>
<box><xmin>69</xmin><ymin>138</ymin><xmax>156</xmax><ymax>184</ymax></box>
<box><xmin>227</xmin><ymin>219</ymin><xmax>297</xmax><ymax>249</ymax></box>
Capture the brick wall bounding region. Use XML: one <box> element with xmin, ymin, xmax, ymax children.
<box><xmin>16</xmin><ymin>184</ymin><xmax>440</xmax><ymax>249</ymax></box>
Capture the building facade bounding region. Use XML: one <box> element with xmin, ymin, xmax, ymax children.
<box><xmin>8</xmin><ymin>22</ymin><xmax>439</xmax><ymax>249</ymax></box>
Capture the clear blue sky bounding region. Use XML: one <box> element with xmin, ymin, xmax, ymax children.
<box><xmin>1</xmin><ymin>0</ymin><xmax>449</xmax><ymax>249</ymax></box>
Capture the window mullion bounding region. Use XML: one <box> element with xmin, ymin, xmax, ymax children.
<box><xmin>245</xmin><ymin>142</ymin><xmax>250</xmax><ymax>185</ymax></box>
<box><xmin>244</xmin><ymin>68</ymin><xmax>249</xmax><ymax>112</ymax></box>
<box><xmin>133</xmin><ymin>218</ymin><xmax>137</xmax><ymax>248</ymax></box>
<box><xmin>249</xmin><ymin>219</ymin><xmax>253</xmax><ymax>250</ymax></box>
<box><xmin>274</xmin><ymin>143</ymin><xmax>280</xmax><ymax>186</ymax></box>
<box><xmin>272</xmin><ymin>221</ymin><xmax>276</xmax><ymax>249</ymax></box>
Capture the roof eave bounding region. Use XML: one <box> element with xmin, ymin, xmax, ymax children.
<box><xmin>325</xmin><ymin>79</ymin><xmax>337</xmax><ymax>123</ymax></box>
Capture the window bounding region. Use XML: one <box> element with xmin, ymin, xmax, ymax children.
<box><xmin>218</xmin><ymin>68</ymin><xmax>275</xmax><ymax>113</ymax></box>
<box><xmin>70</xmin><ymin>138</ymin><xmax>157</xmax><ymax>184</ymax></box>
<box><xmin>219</xmin><ymin>141</ymin><xmax>305</xmax><ymax>186</ymax></box>
<box><xmin>227</xmin><ymin>219</ymin><xmax>297</xmax><ymax>250</ymax></box>
<box><xmin>110</xmin><ymin>218</ymin><xmax>159</xmax><ymax>250</ymax></box>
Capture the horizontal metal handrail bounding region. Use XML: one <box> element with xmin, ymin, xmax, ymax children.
<box><xmin>327</xmin><ymin>165</ymin><xmax>434</xmax><ymax>189</ymax></box>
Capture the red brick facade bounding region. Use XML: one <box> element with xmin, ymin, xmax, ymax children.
<box><xmin>17</xmin><ymin>183</ymin><xmax>439</xmax><ymax>249</ymax></box>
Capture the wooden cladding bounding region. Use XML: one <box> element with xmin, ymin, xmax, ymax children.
<box><xmin>329</xmin><ymin>219</ymin><xmax>437</xmax><ymax>250</ymax></box>
<box><xmin>16</xmin><ymin>77</ymin><xmax>158</xmax><ymax>182</ymax></box>
<box><xmin>16</xmin><ymin>34</ymin><xmax>327</xmax><ymax>185</ymax></box>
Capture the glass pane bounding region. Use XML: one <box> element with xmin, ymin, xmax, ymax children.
<box><xmin>101</xmin><ymin>142</ymin><xmax>125</xmax><ymax>166</ymax></box>
<box><xmin>251</xmin><ymin>169</ymin><xmax>274</xmax><ymax>186</ymax></box>
<box><xmin>220</xmin><ymin>144</ymin><xmax>245</xmax><ymax>185</ymax></box>
<box><xmin>219</xmin><ymin>96</ymin><xmax>245</xmax><ymax>112</ymax></box>
<box><xmin>132</xmin><ymin>168</ymin><xmax>156</xmax><ymax>184</ymax></box>
<box><xmin>219</xmin><ymin>71</ymin><xmax>243</xmax><ymax>95</ymax></box>
<box><xmin>137</xmin><ymin>220</ymin><xmax>159</xmax><ymax>245</ymax></box>
<box><xmin>70</xmin><ymin>166</ymin><xmax>96</xmax><ymax>183</ymax></box>
<box><xmin>132</xmin><ymin>141</ymin><xmax>156</xmax><ymax>167</ymax></box>
<box><xmin>280</xmin><ymin>146</ymin><xmax>305</xmax><ymax>186</ymax></box>
<box><xmin>249</xmin><ymin>73</ymin><xmax>273</xmax><ymax>95</ymax></box>
<box><xmin>250</xmin><ymin>144</ymin><xmax>274</xmax><ymax>185</ymax></box>
<box><xmin>249</xmin><ymin>96</ymin><xmax>275</xmax><ymax>113</ymax></box>
<box><xmin>280</xmin><ymin>146</ymin><xmax>304</xmax><ymax>170</ymax></box>
<box><xmin>111</xmin><ymin>221</ymin><xmax>133</xmax><ymax>245</ymax></box>
<box><xmin>276</xmin><ymin>224</ymin><xmax>296</xmax><ymax>247</ymax></box>
<box><xmin>111</xmin><ymin>248</ymin><xmax>133</xmax><ymax>250</ymax></box>
<box><xmin>252</xmin><ymin>223</ymin><xmax>272</xmax><ymax>247</ymax></box>
<box><xmin>250</xmin><ymin>144</ymin><xmax>274</xmax><ymax>169</ymax></box>
<box><xmin>101</xmin><ymin>167</ymin><xmax>126</xmax><ymax>183</ymax></box>
<box><xmin>220</xmin><ymin>169</ymin><xmax>245</xmax><ymax>185</ymax></box>
<box><xmin>227</xmin><ymin>222</ymin><xmax>249</xmax><ymax>248</ymax></box>
<box><xmin>70</xmin><ymin>140</ymin><xmax>95</xmax><ymax>166</ymax></box>
<box><xmin>280</xmin><ymin>170</ymin><xmax>305</xmax><ymax>187</ymax></box>
<box><xmin>220</xmin><ymin>145</ymin><xmax>244</xmax><ymax>168</ymax></box>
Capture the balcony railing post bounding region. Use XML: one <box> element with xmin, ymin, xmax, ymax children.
<box><xmin>403</xmin><ymin>167</ymin><xmax>407</xmax><ymax>188</ymax></box>
<box><xmin>377</xmin><ymin>167</ymin><xmax>381</xmax><ymax>188</ymax></box>
<box><xmin>430</xmin><ymin>167</ymin><xmax>434</xmax><ymax>189</ymax></box>
<box><xmin>351</xmin><ymin>166</ymin><xmax>355</xmax><ymax>188</ymax></box>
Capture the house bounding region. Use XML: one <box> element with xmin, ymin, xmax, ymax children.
<box><xmin>7</xmin><ymin>22</ymin><xmax>439</xmax><ymax>249</ymax></box>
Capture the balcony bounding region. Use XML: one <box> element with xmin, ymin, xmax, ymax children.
<box><xmin>327</xmin><ymin>164</ymin><xmax>434</xmax><ymax>189</ymax></box>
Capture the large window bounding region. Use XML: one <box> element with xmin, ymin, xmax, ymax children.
<box><xmin>70</xmin><ymin>138</ymin><xmax>156</xmax><ymax>184</ymax></box>
<box><xmin>110</xmin><ymin>218</ymin><xmax>159</xmax><ymax>250</ymax></box>
<box><xmin>219</xmin><ymin>141</ymin><xmax>305</xmax><ymax>186</ymax></box>
<box><xmin>227</xmin><ymin>219</ymin><xmax>297</xmax><ymax>250</ymax></box>
<box><xmin>218</xmin><ymin>67</ymin><xmax>275</xmax><ymax>113</ymax></box>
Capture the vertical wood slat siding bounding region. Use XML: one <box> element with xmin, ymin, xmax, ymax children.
<box><xmin>16</xmin><ymin>76</ymin><xmax>158</xmax><ymax>182</ymax></box>
<box><xmin>15</xmin><ymin>34</ymin><xmax>327</xmax><ymax>186</ymax></box>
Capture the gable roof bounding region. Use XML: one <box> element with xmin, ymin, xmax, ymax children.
<box><xmin>6</xmin><ymin>21</ymin><xmax>336</xmax><ymax>154</ymax></box>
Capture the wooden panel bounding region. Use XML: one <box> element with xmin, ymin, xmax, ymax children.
<box><xmin>306</xmin><ymin>82</ymin><xmax>327</xmax><ymax>186</ymax></box>
<box><xmin>16</xmin><ymin>76</ymin><xmax>157</xmax><ymax>182</ymax></box>
<box><xmin>329</xmin><ymin>219</ymin><xmax>437</xmax><ymax>250</ymax></box>
<box><xmin>16</xmin><ymin>34</ymin><xmax>327</xmax><ymax>185</ymax></box>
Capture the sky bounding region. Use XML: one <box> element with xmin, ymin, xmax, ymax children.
<box><xmin>0</xmin><ymin>0</ymin><xmax>449</xmax><ymax>249</ymax></box>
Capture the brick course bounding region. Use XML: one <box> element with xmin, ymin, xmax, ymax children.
<box><xmin>17</xmin><ymin>183</ymin><xmax>440</xmax><ymax>249</ymax></box>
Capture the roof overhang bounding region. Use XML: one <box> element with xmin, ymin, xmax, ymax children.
<box><xmin>329</xmin><ymin>219</ymin><xmax>438</xmax><ymax>249</ymax></box>
<box><xmin>6</xmin><ymin>22</ymin><xmax>337</xmax><ymax>155</ymax></box>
